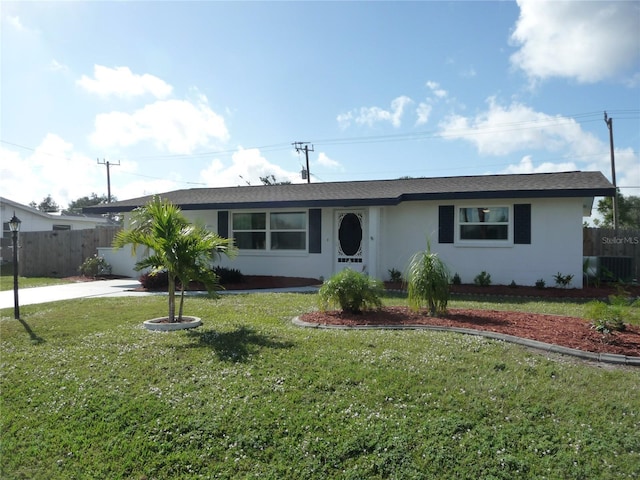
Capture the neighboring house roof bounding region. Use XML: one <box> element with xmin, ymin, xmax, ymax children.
<box><xmin>84</xmin><ymin>171</ymin><xmax>615</xmax><ymax>214</ymax></box>
<box><xmin>1</xmin><ymin>197</ymin><xmax>112</xmax><ymax>225</ymax></box>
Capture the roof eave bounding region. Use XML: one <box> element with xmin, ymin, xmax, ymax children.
<box><xmin>84</xmin><ymin>186</ymin><xmax>615</xmax><ymax>214</ymax></box>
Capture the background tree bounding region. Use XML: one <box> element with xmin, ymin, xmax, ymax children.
<box><xmin>595</xmin><ymin>192</ymin><xmax>640</xmax><ymax>228</ymax></box>
<box><xmin>260</xmin><ymin>175</ymin><xmax>291</xmax><ymax>185</ymax></box>
<box><xmin>63</xmin><ymin>193</ymin><xmax>113</xmax><ymax>215</ymax></box>
<box><xmin>29</xmin><ymin>194</ymin><xmax>60</xmax><ymax>213</ymax></box>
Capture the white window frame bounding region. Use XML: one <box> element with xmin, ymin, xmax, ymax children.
<box><xmin>455</xmin><ymin>205</ymin><xmax>512</xmax><ymax>247</ymax></box>
<box><xmin>231</xmin><ymin>210</ymin><xmax>308</xmax><ymax>253</ymax></box>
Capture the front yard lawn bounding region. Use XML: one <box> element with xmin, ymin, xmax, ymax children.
<box><xmin>1</xmin><ymin>293</ymin><xmax>639</xmax><ymax>479</ymax></box>
<box><xmin>0</xmin><ymin>273</ymin><xmax>73</xmax><ymax>291</ymax></box>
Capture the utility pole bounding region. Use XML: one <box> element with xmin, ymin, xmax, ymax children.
<box><xmin>603</xmin><ymin>112</ymin><xmax>618</xmax><ymax>232</ymax></box>
<box><xmin>293</xmin><ymin>142</ymin><xmax>314</xmax><ymax>183</ymax></box>
<box><xmin>97</xmin><ymin>158</ymin><xmax>120</xmax><ymax>203</ymax></box>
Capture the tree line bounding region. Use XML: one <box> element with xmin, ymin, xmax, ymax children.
<box><xmin>29</xmin><ymin>193</ymin><xmax>115</xmax><ymax>216</ymax></box>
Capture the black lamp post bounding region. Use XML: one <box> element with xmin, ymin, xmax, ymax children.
<box><xmin>9</xmin><ymin>212</ymin><xmax>21</xmax><ymax>319</ymax></box>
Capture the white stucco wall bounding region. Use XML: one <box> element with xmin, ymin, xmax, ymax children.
<box><xmin>214</xmin><ymin>208</ymin><xmax>333</xmax><ymax>280</ymax></box>
<box><xmin>97</xmin><ymin>246</ymin><xmax>147</xmax><ymax>278</ymax></box>
<box><xmin>104</xmin><ymin>198</ymin><xmax>586</xmax><ymax>288</ymax></box>
<box><xmin>377</xmin><ymin>198</ymin><xmax>584</xmax><ymax>288</ymax></box>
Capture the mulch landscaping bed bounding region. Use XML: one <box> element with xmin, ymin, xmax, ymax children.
<box><xmin>300</xmin><ymin>307</ymin><xmax>640</xmax><ymax>357</ymax></box>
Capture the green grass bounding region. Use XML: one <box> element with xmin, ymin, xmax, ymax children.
<box><xmin>0</xmin><ymin>272</ymin><xmax>72</xmax><ymax>291</ymax></box>
<box><xmin>1</xmin><ymin>293</ymin><xmax>639</xmax><ymax>479</ymax></box>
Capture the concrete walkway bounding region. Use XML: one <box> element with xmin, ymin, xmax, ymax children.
<box><xmin>0</xmin><ymin>278</ymin><xmax>319</xmax><ymax>310</ymax></box>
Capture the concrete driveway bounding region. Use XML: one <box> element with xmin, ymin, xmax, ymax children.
<box><xmin>0</xmin><ymin>278</ymin><xmax>151</xmax><ymax>309</ymax></box>
<box><xmin>0</xmin><ymin>278</ymin><xmax>319</xmax><ymax>310</ymax></box>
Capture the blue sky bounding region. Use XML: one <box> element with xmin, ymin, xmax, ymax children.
<box><xmin>1</xmin><ymin>1</ymin><xmax>638</xmax><ymax>212</ymax></box>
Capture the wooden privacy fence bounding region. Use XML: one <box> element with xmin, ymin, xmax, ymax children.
<box><xmin>583</xmin><ymin>227</ymin><xmax>640</xmax><ymax>282</ymax></box>
<box><xmin>15</xmin><ymin>226</ymin><xmax>121</xmax><ymax>278</ymax></box>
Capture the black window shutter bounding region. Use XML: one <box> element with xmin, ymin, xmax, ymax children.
<box><xmin>438</xmin><ymin>205</ymin><xmax>454</xmax><ymax>244</ymax></box>
<box><xmin>218</xmin><ymin>211</ymin><xmax>229</xmax><ymax>238</ymax></box>
<box><xmin>513</xmin><ymin>204</ymin><xmax>531</xmax><ymax>244</ymax></box>
<box><xmin>309</xmin><ymin>209</ymin><xmax>322</xmax><ymax>253</ymax></box>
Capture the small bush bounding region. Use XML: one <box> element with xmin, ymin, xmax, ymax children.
<box><xmin>388</xmin><ymin>268</ymin><xmax>403</xmax><ymax>283</ymax></box>
<box><xmin>553</xmin><ymin>272</ymin><xmax>574</xmax><ymax>288</ymax></box>
<box><xmin>139</xmin><ymin>270</ymin><xmax>169</xmax><ymax>290</ymax></box>
<box><xmin>78</xmin><ymin>255</ymin><xmax>111</xmax><ymax>278</ymax></box>
<box><xmin>474</xmin><ymin>271</ymin><xmax>491</xmax><ymax>287</ymax></box>
<box><xmin>586</xmin><ymin>294</ymin><xmax>629</xmax><ymax>334</ymax></box>
<box><xmin>213</xmin><ymin>266</ymin><xmax>245</xmax><ymax>284</ymax></box>
<box><xmin>535</xmin><ymin>278</ymin><xmax>546</xmax><ymax>289</ymax></box>
<box><xmin>451</xmin><ymin>273</ymin><xmax>462</xmax><ymax>285</ymax></box>
<box><xmin>318</xmin><ymin>269</ymin><xmax>383</xmax><ymax>314</ymax></box>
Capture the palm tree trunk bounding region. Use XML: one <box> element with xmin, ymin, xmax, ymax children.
<box><xmin>178</xmin><ymin>286</ymin><xmax>185</xmax><ymax>320</ymax></box>
<box><xmin>168</xmin><ymin>274</ymin><xmax>176</xmax><ymax>322</ymax></box>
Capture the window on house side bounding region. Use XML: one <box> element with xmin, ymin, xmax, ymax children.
<box><xmin>231</xmin><ymin>211</ymin><xmax>307</xmax><ymax>251</ymax></box>
<box><xmin>270</xmin><ymin>212</ymin><xmax>306</xmax><ymax>250</ymax></box>
<box><xmin>458</xmin><ymin>207</ymin><xmax>509</xmax><ymax>241</ymax></box>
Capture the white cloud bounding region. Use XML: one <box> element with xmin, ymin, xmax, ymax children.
<box><xmin>510</xmin><ymin>0</ymin><xmax>640</xmax><ymax>83</ymax></box>
<box><xmin>200</xmin><ymin>148</ymin><xmax>303</xmax><ymax>187</ymax></box>
<box><xmin>0</xmin><ymin>134</ymin><xmax>106</xmax><ymax>207</ymax></box>
<box><xmin>500</xmin><ymin>155</ymin><xmax>578</xmax><ymax>175</ymax></box>
<box><xmin>338</xmin><ymin>96</ymin><xmax>413</xmax><ymax>129</ymax></box>
<box><xmin>438</xmin><ymin>97</ymin><xmax>601</xmax><ymax>157</ymax></box>
<box><xmin>315</xmin><ymin>152</ymin><xmax>342</xmax><ymax>170</ymax></box>
<box><xmin>6</xmin><ymin>15</ymin><xmax>31</xmax><ymax>33</ymax></box>
<box><xmin>77</xmin><ymin>65</ymin><xmax>173</xmax><ymax>99</ymax></box>
<box><xmin>49</xmin><ymin>59</ymin><xmax>69</xmax><ymax>73</ymax></box>
<box><xmin>90</xmin><ymin>95</ymin><xmax>229</xmax><ymax>154</ymax></box>
<box><xmin>426</xmin><ymin>81</ymin><xmax>448</xmax><ymax>98</ymax></box>
<box><xmin>336</xmin><ymin>112</ymin><xmax>353</xmax><ymax>130</ymax></box>
<box><xmin>416</xmin><ymin>103</ymin><xmax>432</xmax><ymax>126</ymax></box>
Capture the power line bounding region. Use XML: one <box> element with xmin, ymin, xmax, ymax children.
<box><xmin>2</xmin><ymin>109</ymin><xmax>638</xmax><ymax>163</ymax></box>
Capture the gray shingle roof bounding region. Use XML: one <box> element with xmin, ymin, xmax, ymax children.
<box><xmin>85</xmin><ymin>171</ymin><xmax>614</xmax><ymax>214</ymax></box>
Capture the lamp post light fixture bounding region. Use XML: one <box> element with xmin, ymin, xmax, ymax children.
<box><xmin>8</xmin><ymin>212</ymin><xmax>21</xmax><ymax>319</ymax></box>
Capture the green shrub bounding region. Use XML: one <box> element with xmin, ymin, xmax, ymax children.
<box><xmin>553</xmin><ymin>272</ymin><xmax>574</xmax><ymax>288</ymax></box>
<box><xmin>451</xmin><ymin>273</ymin><xmax>461</xmax><ymax>285</ymax></box>
<box><xmin>139</xmin><ymin>270</ymin><xmax>169</xmax><ymax>289</ymax></box>
<box><xmin>586</xmin><ymin>296</ymin><xmax>628</xmax><ymax>334</ymax></box>
<box><xmin>78</xmin><ymin>254</ymin><xmax>112</xmax><ymax>278</ymax></box>
<box><xmin>318</xmin><ymin>268</ymin><xmax>383</xmax><ymax>314</ymax></box>
<box><xmin>535</xmin><ymin>278</ymin><xmax>546</xmax><ymax>289</ymax></box>
<box><xmin>213</xmin><ymin>266</ymin><xmax>245</xmax><ymax>284</ymax></box>
<box><xmin>388</xmin><ymin>268</ymin><xmax>403</xmax><ymax>283</ymax></box>
<box><xmin>474</xmin><ymin>271</ymin><xmax>491</xmax><ymax>287</ymax></box>
<box><xmin>406</xmin><ymin>244</ymin><xmax>450</xmax><ymax>316</ymax></box>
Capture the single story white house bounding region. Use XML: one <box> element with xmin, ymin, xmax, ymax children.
<box><xmin>87</xmin><ymin>171</ymin><xmax>614</xmax><ymax>288</ymax></box>
<box><xmin>1</xmin><ymin>197</ymin><xmax>114</xmax><ymax>264</ymax></box>
<box><xmin>1</xmin><ymin>197</ymin><xmax>112</xmax><ymax>234</ymax></box>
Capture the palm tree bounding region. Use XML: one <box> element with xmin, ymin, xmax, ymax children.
<box><xmin>113</xmin><ymin>196</ymin><xmax>237</xmax><ymax>322</ymax></box>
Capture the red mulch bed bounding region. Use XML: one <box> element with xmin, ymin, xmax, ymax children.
<box><xmin>300</xmin><ymin>307</ymin><xmax>639</xmax><ymax>358</ymax></box>
<box><xmin>73</xmin><ymin>275</ymin><xmax>639</xmax><ymax>357</ymax></box>
<box><xmin>387</xmin><ymin>282</ymin><xmax>640</xmax><ymax>299</ymax></box>
<box><xmin>222</xmin><ymin>276</ymin><xmax>322</xmax><ymax>290</ymax></box>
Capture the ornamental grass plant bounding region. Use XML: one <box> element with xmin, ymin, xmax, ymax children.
<box><xmin>405</xmin><ymin>242</ymin><xmax>451</xmax><ymax>316</ymax></box>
